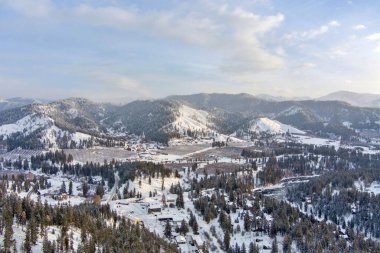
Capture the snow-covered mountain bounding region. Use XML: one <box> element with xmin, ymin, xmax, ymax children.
<box><xmin>0</xmin><ymin>112</ymin><xmax>95</xmax><ymax>149</ymax></box>
<box><xmin>0</xmin><ymin>93</ymin><xmax>379</xmax><ymax>148</ymax></box>
<box><xmin>0</xmin><ymin>114</ymin><xmax>53</xmax><ymax>137</ymax></box>
<box><xmin>249</xmin><ymin>117</ymin><xmax>305</xmax><ymax>134</ymax></box>
<box><xmin>318</xmin><ymin>91</ymin><xmax>380</xmax><ymax>108</ymax></box>
<box><xmin>166</xmin><ymin>105</ymin><xmax>214</xmax><ymax>133</ymax></box>
<box><xmin>0</xmin><ymin>97</ymin><xmax>47</xmax><ymax>111</ymax></box>
<box><xmin>256</xmin><ymin>94</ymin><xmax>311</xmax><ymax>102</ymax></box>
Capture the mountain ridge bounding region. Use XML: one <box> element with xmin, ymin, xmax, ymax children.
<box><xmin>318</xmin><ymin>90</ymin><xmax>380</xmax><ymax>108</ymax></box>
<box><xmin>0</xmin><ymin>93</ymin><xmax>379</xmax><ymax>148</ymax></box>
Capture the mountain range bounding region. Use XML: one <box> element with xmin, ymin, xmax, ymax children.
<box><xmin>0</xmin><ymin>92</ymin><xmax>379</xmax><ymax>149</ymax></box>
<box><xmin>318</xmin><ymin>90</ymin><xmax>380</xmax><ymax>108</ymax></box>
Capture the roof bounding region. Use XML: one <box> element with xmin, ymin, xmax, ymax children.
<box><xmin>176</xmin><ymin>235</ymin><xmax>186</xmax><ymax>243</ymax></box>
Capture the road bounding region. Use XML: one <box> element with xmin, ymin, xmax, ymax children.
<box><xmin>106</xmin><ymin>171</ymin><xmax>119</xmax><ymax>204</ymax></box>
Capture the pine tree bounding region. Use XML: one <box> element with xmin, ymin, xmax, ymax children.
<box><xmin>244</xmin><ymin>212</ymin><xmax>251</xmax><ymax>231</ymax></box>
<box><xmin>271</xmin><ymin>237</ymin><xmax>279</xmax><ymax>253</ymax></box>
<box><xmin>164</xmin><ymin>220</ymin><xmax>172</xmax><ymax>238</ymax></box>
<box><xmin>69</xmin><ymin>181</ymin><xmax>73</xmax><ymax>195</ymax></box>
<box><xmin>82</xmin><ymin>181</ymin><xmax>89</xmax><ymax>197</ymax></box>
<box><xmin>249</xmin><ymin>242</ymin><xmax>259</xmax><ymax>253</ymax></box>
<box><xmin>42</xmin><ymin>232</ymin><xmax>51</xmax><ymax>253</ymax></box>
<box><xmin>283</xmin><ymin>234</ymin><xmax>292</xmax><ymax>253</ymax></box>
<box><xmin>24</xmin><ymin>224</ymin><xmax>32</xmax><ymax>253</ymax></box>
<box><xmin>96</xmin><ymin>184</ymin><xmax>105</xmax><ymax>197</ymax></box>
<box><xmin>3</xmin><ymin>207</ymin><xmax>14</xmax><ymax>252</ymax></box>
<box><xmin>192</xmin><ymin>217</ymin><xmax>199</xmax><ymax>234</ymax></box>
<box><xmin>224</xmin><ymin>230</ymin><xmax>231</xmax><ymax>250</ymax></box>
<box><xmin>242</xmin><ymin>243</ymin><xmax>247</xmax><ymax>253</ymax></box>
<box><xmin>179</xmin><ymin>219</ymin><xmax>189</xmax><ymax>235</ymax></box>
<box><xmin>60</xmin><ymin>181</ymin><xmax>67</xmax><ymax>194</ymax></box>
<box><xmin>30</xmin><ymin>216</ymin><xmax>38</xmax><ymax>245</ymax></box>
<box><xmin>176</xmin><ymin>190</ymin><xmax>184</xmax><ymax>209</ymax></box>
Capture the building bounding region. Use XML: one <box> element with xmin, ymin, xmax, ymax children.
<box><xmin>148</xmin><ymin>204</ymin><xmax>162</xmax><ymax>214</ymax></box>
<box><xmin>176</xmin><ymin>235</ymin><xmax>186</xmax><ymax>244</ymax></box>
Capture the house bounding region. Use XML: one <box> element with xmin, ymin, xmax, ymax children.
<box><xmin>158</xmin><ymin>216</ymin><xmax>173</xmax><ymax>222</ymax></box>
<box><xmin>148</xmin><ymin>206</ymin><xmax>162</xmax><ymax>214</ymax></box>
<box><xmin>176</xmin><ymin>235</ymin><xmax>186</xmax><ymax>244</ymax></box>
<box><xmin>166</xmin><ymin>197</ymin><xmax>176</xmax><ymax>203</ymax></box>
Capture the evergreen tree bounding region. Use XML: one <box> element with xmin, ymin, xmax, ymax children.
<box><xmin>82</xmin><ymin>181</ymin><xmax>89</xmax><ymax>197</ymax></box>
<box><xmin>244</xmin><ymin>212</ymin><xmax>251</xmax><ymax>231</ymax></box>
<box><xmin>60</xmin><ymin>181</ymin><xmax>67</xmax><ymax>194</ymax></box>
<box><xmin>179</xmin><ymin>219</ymin><xmax>189</xmax><ymax>235</ymax></box>
<box><xmin>224</xmin><ymin>230</ymin><xmax>231</xmax><ymax>251</ymax></box>
<box><xmin>96</xmin><ymin>184</ymin><xmax>105</xmax><ymax>198</ymax></box>
<box><xmin>30</xmin><ymin>216</ymin><xmax>38</xmax><ymax>245</ymax></box>
<box><xmin>69</xmin><ymin>181</ymin><xmax>73</xmax><ymax>196</ymax></box>
<box><xmin>24</xmin><ymin>225</ymin><xmax>32</xmax><ymax>253</ymax></box>
<box><xmin>164</xmin><ymin>220</ymin><xmax>172</xmax><ymax>238</ymax></box>
<box><xmin>271</xmin><ymin>237</ymin><xmax>279</xmax><ymax>253</ymax></box>
<box><xmin>192</xmin><ymin>217</ymin><xmax>198</xmax><ymax>234</ymax></box>
<box><xmin>3</xmin><ymin>207</ymin><xmax>14</xmax><ymax>252</ymax></box>
<box><xmin>283</xmin><ymin>234</ymin><xmax>292</xmax><ymax>253</ymax></box>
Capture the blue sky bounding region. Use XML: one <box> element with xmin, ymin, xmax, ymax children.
<box><xmin>0</xmin><ymin>0</ymin><xmax>380</xmax><ymax>102</ymax></box>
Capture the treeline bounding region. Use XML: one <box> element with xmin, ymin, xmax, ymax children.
<box><xmin>241</xmin><ymin>143</ymin><xmax>337</xmax><ymax>158</ymax></box>
<box><xmin>5</xmin><ymin>129</ymin><xmax>129</xmax><ymax>151</ymax></box>
<box><xmin>189</xmin><ymin>169</ymin><xmax>380</xmax><ymax>252</ymax></box>
<box><xmin>242</xmin><ymin>145</ymin><xmax>380</xmax><ymax>184</ymax></box>
<box><xmin>29</xmin><ymin>151</ymin><xmax>174</xmax><ymax>191</ymax></box>
<box><xmin>0</xmin><ymin>194</ymin><xmax>178</xmax><ymax>253</ymax></box>
<box><xmin>287</xmin><ymin>168</ymin><xmax>380</xmax><ymax>240</ymax></box>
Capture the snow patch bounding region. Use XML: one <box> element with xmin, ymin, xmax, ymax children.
<box><xmin>0</xmin><ymin>114</ymin><xmax>53</xmax><ymax>137</ymax></box>
<box><xmin>170</xmin><ymin>105</ymin><xmax>214</xmax><ymax>133</ymax></box>
<box><xmin>249</xmin><ymin>117</ymin><xmax>305</xmax><ymax>134</ymax></box>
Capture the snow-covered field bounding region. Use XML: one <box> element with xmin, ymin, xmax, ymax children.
<box><xmin>293</xmin><ymin>134</ymin><xmax>341</xmax><ymax>149</ymax></box>
<box><xmin>355</xmin><ymin>180</ymin><xmax>380</xmax><ymax>195</ymax></box>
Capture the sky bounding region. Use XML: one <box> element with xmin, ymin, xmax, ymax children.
<box><xmin>0</xmin><ymin>0</ymin><xmax>380</xmax><ymax>102</ymax></box>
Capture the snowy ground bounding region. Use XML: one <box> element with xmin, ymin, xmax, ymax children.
<box><xmin>0</xmin><ymin>224</ymin><xmax>82</xmax><ymax>252</ymax></box>
<box><xmin>355</xmin><ymin>180</ymin><xmax>380</xmax><ymax>195</ymax></box>
<box><xmin>293</xmin><ymin>134</ymin><xmax>341</xmax><ymax>149</ymax></box>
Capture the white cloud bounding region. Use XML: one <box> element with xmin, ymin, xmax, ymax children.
<box><xmin>75</xmin><ymin>4</ymin><xmax>218</xmax><ymax>46</ymax></box>
<box><xmin>345</xmin><ymin>79</ymin><xmax>353</xmax><ymax>84</ymax></box>
<box><xmin>0</xmin><ymin>0</ymin><xmax>53</xmax><ymax>17</ymax></box>
<box><xmin>299</xmin><ymin>63</ymin><xmax>316</xmax><ymax>69</ymax></box>
<box><xmin>218</xmin><ymin>8</ymin><xmax>285</xmax><ymax>72</ymax></box>
<box><xmin>353</xmin><ymin>24</ymin><xmax>366</xmax><ymax>30</ymax></box>
<box><xmin>74</xmin><ymin>3</ymin><xmax>285</xmax><ymax>73</ymax></box>
<box><xmin>331</xmin><ymin>46</ymin><xmax>349</xmax><ymax>57</ymax></box>
<box><xmin>84</xmin><ymin>71</ymin><xmax>153</xmax><ymax>102</ymax></box>
<box><xmin>91</xmin><ymin>72</ymin><xmax>140</xmax><ymax>91</ymax></box>
<box><xmin>303</xmin><ymin>20</ymin><xmax>340</xmax><ymax>39</ymax></box>
<box><xmin>367</xmin><ymin>33</ymin><xmax>380</xmax><ymax>41</ymax></box>
<box><xmin>0</xmin><ymin>1</ymin><xmax>287</xmax><ymax>74</ymax></box>
<box><xmin>375</xmin><ymin>44</ymin><xmax>380</xmax><ymax>53</ymax></box>
<box><xmin>285</xmin><ymin>20</ymin><xmax>340</xmax><ymax>40</ymax></box>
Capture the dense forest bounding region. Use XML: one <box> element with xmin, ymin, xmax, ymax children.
<box><xmin>0</xmin><ymin>194</ymin><xmax>178</xmax><ymax>253</ymax></box>
<box><xmin>287</xmin><ymin>168</ymin><xmax>380</xmax><ymax>240</ymax></box>
<box><xmin>189</xmin><ymin>170</ymin><xmax>380</xmax><ymax>252</ymax></box>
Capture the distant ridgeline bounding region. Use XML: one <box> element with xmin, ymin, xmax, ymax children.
<box><xmin>0</xmin><ymin>94</ymin><xmax>379</xmax><ymax>148</ymax></box>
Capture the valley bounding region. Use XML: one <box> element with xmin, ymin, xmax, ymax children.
<box><xmin>1</xmin><ymin>93</ymin><xmax>380</xmax><ymax>253</ymax></box>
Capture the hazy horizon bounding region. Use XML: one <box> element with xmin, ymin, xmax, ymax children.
<box><xmin>1</xmin><ymin>0</ymin><xmax>380</xmax><ymax>101</ymax></box>
<box><xmin>3</xmin><ymin>89</ymin><xmax>380</xmax><ymax>105</ymax></box>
